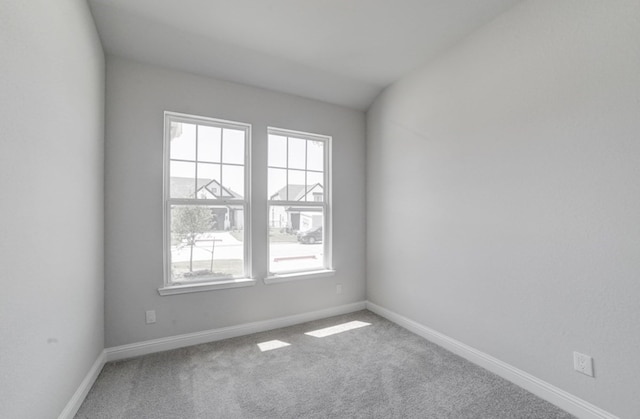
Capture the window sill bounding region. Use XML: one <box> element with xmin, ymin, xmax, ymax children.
<box><xmin>264</xmin><ymin>269</ymin><xmax>336</xmax><ymax>285</ymax></box>
<box><xmin>158</xmin><ymin>277</ymin><xmax>256</xmax><ymax>296</ymax></box>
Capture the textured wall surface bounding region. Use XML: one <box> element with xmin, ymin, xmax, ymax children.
<box><xmin>104</xmin><ymin>57</ymin><xmax>366</xmax><ymax>347</ymax></box>
<box><xmin>0</xmin><ymin>1</ymin><xmax>105</xmax><ymax>417</ymax></box>
<box><xmin>366</xmin><ymin>1</ymin><xmax>640</xmax><ymax>417</ymax></box>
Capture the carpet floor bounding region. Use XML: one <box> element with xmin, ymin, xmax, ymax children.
<box><xmin>76</xmin><ymin>310</ymin><xmax>574</xmax><ymax>418</ymax></box>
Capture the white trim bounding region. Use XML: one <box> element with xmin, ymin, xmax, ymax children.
<box><xmin>267</xmin><ymin>200</ymin><xmax>325</xmax><ymax>207</ymax></box>
<box><xmin>266</xmin><ymin>127</ymin><xmax>332</xmax><ymax>276</ymax></box>
<box><xmin>264</xmin><ymin>269</ymin><xmax>336</xmax><ymax>284</ymax></box>
<box><xmin>165</xmin><ymin>111</ymin><xmax>251</xmax><ymax>130</ymax></box>
<box><xmin>158</xmin><ymin>277</ymin><xmax>256</xmax><ymax>295</ymax></box>
<box><xmin>268</xmin><ymin>126</ymin><xmax>330</xmax><ymax>142</ymax></box>
<box><xmin>324</xmin><ymin>134</ymin><xmax>332</xmax><ymax>270</ymax></box>
<box><xmin>105</xmin><ymin>301</ymin><xmax>366</xmax><ymax>362</ymax></box>
<box><xmin>365</xmin><ymin>301</ymin><xmax>618</xmax><ymax>419</ymax></box>
<box><xmin>58</xmin><ymin>350</ymin><xmax>106</xmax><ymax>419</ymax></box>
<box><xmin>163</xmin><ymin>111</ymin><xmax>252</xmax><ymax>289</ymax></box>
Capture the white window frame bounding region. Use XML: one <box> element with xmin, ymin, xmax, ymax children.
<box><xmin>159</xmin><ymin>111</ymin><xmax>254</xmax><ymax>296</ymax></box>
<box><xmin>265</xmin><ymin>127</ymin><xmax>334</xmax><ymax>284</ymax></box>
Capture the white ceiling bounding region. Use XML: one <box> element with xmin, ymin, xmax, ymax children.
<box><xmin>88</xmin><ymin>0</ymin><xmax>522</xmax><ymax>110</ymax></box>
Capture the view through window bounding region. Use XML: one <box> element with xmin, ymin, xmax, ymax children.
<box><xmin>267</xmin><ymin>128</ymin><xmax>331</xmax><ymax>275</ymax></box>
<box><xmin>164</xmin><ymin>112</ymin><xmax>249</xmax><ymax>284</ymax></box>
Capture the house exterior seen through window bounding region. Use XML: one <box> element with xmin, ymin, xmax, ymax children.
<box><xmin>267</xmin><ymin>128</ymin><xmax>331</xmax><ymax>275</ymax></box>
<box><xmin>163</xmin><ymin>112</ymin><xmax>250</xmax><ymax>286</ymax></box>
<box><xmin>162</xmin><ymin>112</ymin><xmax>332</xmax><ymax>292</ymax></box>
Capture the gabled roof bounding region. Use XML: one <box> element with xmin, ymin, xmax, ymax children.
<box><xmin>170</xmin><ymin>177</ymin><xmax>242</xmax><ymax>199</ymax></box>
<box><xmin>170</xmin><ymin>177</ymin><xmax>212</xmax><ymax>199</ymax></box>
<box><xmin>270</xmin><ymin>183</ymin><xmax>323</xmax><ymax>201</ymax></box>
<box><xmin>197</xmin><ymin>179</ymin><xmax>242</xmax><ymax>199</ymax></box>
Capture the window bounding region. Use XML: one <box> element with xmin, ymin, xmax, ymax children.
<box><xmin>267</xmin><ymin>128</ymin><xmax>332</xmax><ymax>277</ymax></box>
<box><xmin>163</xmin><ymin>112</ymin><xmax>251</xmax><ymax>291</ymax></box>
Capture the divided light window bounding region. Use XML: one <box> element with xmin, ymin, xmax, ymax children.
<box><xmin>267</xmin><ymin>128</ymin><xmax>331</xmax><ymax>275</ymax></box>
<box><xmin>163</xmin><ymin>112</ymin><xmax>250</xmax><ymax>286</ymax></box>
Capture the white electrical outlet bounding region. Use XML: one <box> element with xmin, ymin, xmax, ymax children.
<box><xmin>336</xmin><ymin>284</ymin><xmax>342</xmax><ymax>294</ymax></box>
<box><xmin>145</xmin><ymin>310</ymin><xmax>156</xmax><ymax>324</ymax></box>
<box><xmin>573</xmin><ymin>351</ymin><xmax>594</xmax><ymax>377</ymax></box>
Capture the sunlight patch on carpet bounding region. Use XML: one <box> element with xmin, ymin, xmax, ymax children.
<box><xmin>305</xmin><ymin>320</ymin><xmax>371</xmax><ymax>338</ymax></box>
<box><xmin>257</xmin><ymin>340</ymin><xmax>291</xmax><ymax>352</ymax></box>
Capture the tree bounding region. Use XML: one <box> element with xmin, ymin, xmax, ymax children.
<box><xmin>172</xmin><ymin>206</ymin><xmax>214</xmax><ymax>272</ymax></box>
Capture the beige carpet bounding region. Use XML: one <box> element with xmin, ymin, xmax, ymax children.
<box><xmin>76</xmin><ymin>310</ymin><xmax>574</xmax><ymax>418</ymax></box>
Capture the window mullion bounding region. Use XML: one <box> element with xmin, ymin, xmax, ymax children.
<box><xmin>219</xmin><ymin>129</ymin><xmax>224</xmax><ymax>194</ymax></box>
<box><xmin>285</xmin><ymin>136</ymin><xmax>289</xmax><ymax>200</ymax></box>
<box><xmin>194</xmin><ymin>124</ymin><xmax>199</xmax><ymax>198</ymax></box>
<box><xmin>304</xmin><ymin>139</ymin><xmax>308</xmax><ymax>202</ymax></box>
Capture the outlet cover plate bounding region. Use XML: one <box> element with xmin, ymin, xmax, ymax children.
<box><xmin>573</xmin><ymin>351</ymin><xmax>594</xmax><ymax>377</ymax></box>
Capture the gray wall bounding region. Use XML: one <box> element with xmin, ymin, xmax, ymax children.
<box><xmin>366</xmin><ymin>1</ymin><xmax>640</xmax><ymax>417</ymax></box>
<box><xmin>104</xmin><ymin>57</ymin><xmax>366</xmax><ymax>347</ymax></box>
<box><xmin>0</xmin><ymin>1</ymin><xmax>105</xmax><ymax>418</ymax></box>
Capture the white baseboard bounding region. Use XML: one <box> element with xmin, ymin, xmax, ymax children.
<box><xmin>106</xmin><ymin>301</ymin><xmax>367</xmax><ymax>362</ymax></box>
<box><xmin>365</xmin><ymin>301</ymin><xmax>618</xmax><ymax>419</ymax></box>
<box><xmin>58</xmin><ymin>350</ymin><xmax>106</xmax><ymax>419</ymax></box>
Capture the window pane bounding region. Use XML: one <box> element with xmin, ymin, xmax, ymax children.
<box><xmin>307</xmin><ymin>140</ymin><xmax>324</xmax><ymax>171</ymax></box>
<box><xmin>196</xmin><ymin>163</ymin><xmax>220</xmax><ymax>199</ymax></box>
<box><xmin>268</xmin><ymin>168</ymin><xmax>287</xmax><ymax>200</ymax></box>
<box><xmin>170</xmin><ymin>161</ymin><xmax>195</xmax><ymax>198</ymax></box>
<box><xmin>288</xmin><ymin>137</ymin><xmax>306</xmax><ymax>170</ymax></box>
<box><xmin>221</xmin><ymin>164</ymin><xmax>244</xmax><ymax>198</ymax></box>
<box><xmin>268</xmin><ymin>134</ymin><xmax>287</xmax><ymax>168</ymax></box>
<box><xmin>170</xmin><ymin>122</ymin><xmax>196</xmax><ymax>161</ymax></box>
<box><xmin>170</xmin><ymin>204</ymin><xmax>244</xmax><ymax>282</ymax></box>
<box><xmin>288</xmin><ymin>170</ymin><xmax>305</xmax><ymax>201</ymax></box>
<box><xmin>222</xmin><ymin>128</ymin><xmax>245</xmax><ymax>164</ymax></box>
<box><xmin>268</xmin><ymin>205</ymin><xmax>288</xmax><ymax>229</ymax></box>
<box><xmin>269</xmin><ymin>205</ymin><xmax>323</xmax><ymax>273</ymax></box>
<box><xmin>198</xmin><ymin>125</ymin><xmax>221</xmax><ymax>163</ymax></box>
<box><xmin>306</xmin><ymin>171</ymin><xmax>324</xmax><ymax>202</ymax></box>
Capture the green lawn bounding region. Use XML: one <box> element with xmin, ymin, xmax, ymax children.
<box><xmin>172</xmin><ymin>259</ymin><xmax>243</xmax><ymax>279</ymax></box>
<box><xmin>229</xmin><ymin>230</ymin><xmax>243</xmax><ymax>242</ymax></box>
<box><xmin>229</xmin><ymin>228</ymin><xmax>298</xmax><ymax>243</ymax></box>
<box><xmin>268</xmin><ymin>228</ymin><xmax>298</xmax><ymax>243</ymax></box>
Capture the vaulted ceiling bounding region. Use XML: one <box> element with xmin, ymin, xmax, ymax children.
<box><xmin>88</xmin><ymin>0</ymin><xmax>522</xmax><ymax>110</ymax></box>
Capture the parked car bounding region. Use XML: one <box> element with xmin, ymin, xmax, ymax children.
<box><xmin>297</xmin><ymin>226</ymin><xmax>322</xmax><ymax>244</ymax></box>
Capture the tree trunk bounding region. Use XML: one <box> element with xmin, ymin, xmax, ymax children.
<box><xmin>210</xmin><ymin>239</ymin><xmax>215</xmax><ymax>272</ymax></box>
<box><xmin>189</xmin><ymin>244</ymin><xmax>194</xmax><ymax>272</ymax></box>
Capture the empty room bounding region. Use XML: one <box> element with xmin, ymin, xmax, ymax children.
<box><xmin>1</xmin><ymin>0</ymin><xmax>639</xmax><ymax>418</ymax></box>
